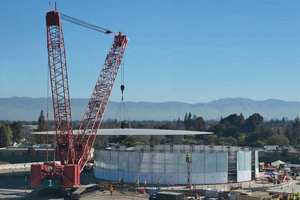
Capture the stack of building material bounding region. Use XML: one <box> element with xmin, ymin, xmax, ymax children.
<box><xmin>156</xmin><ymin>191</ymin><xmax>184</xmax><ymax>200</ymax></box>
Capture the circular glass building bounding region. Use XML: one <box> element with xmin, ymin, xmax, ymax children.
<box><xmin>94</xmin><ymin>145</ymin><xmax>256</xmax><ymax>185</ymax></box>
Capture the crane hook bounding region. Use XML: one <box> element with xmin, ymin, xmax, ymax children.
<box><xmin>120</xmin><ymin>85</ymin><xmax>125</xmax><ymax>100</ymax></box>
<box><xmin>120</xmin><ymin>85</ymin><xmax>125</xmax><ymax>93</ymax></box>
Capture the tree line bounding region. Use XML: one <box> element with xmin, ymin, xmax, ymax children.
<box><xmin>0</xmin><ymin>122</ymin><xmax>22</xmax><ymax>147</ymax></box>
<box><xmin>0</xmin><ymin>110</ymin><xmax>46</xmax><ymax>147</ymax></box>
<box><xmin>1</xmin><ymin>110</ymin><xmax>300</xmax><ymax>148</ymax></box>
<box><xmin>94</xmin><ymin>112</ymin><xmax>300</xmax><ymax>148</ymax></box>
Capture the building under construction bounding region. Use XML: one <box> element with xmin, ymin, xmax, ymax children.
<box><xmin>94</xmin><ymin>144</ymin><xmax>258</xmax><ymax>185</ymax></box>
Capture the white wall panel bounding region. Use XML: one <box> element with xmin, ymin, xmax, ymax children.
<box><xmin>164</xmin><ymin>173</ymin><xmax>178</xmax><ymax>185</ymax></box>
<box><xmin>255</xmin><ymin>151</ymin><xmax>259</xmax><ymax>178</ymax></box>
<box><xmin>192</xmin><ymin>153</ymin><xmax>204</xmax><ymax>173</ymax></box>
<box><xmin>204</xmin><ymin>172</ymin><xmax>227</xmax><ymax>184</ymax></box>
<box><xmin>140</xmin><ymin>153</ymin><xmax>152</xmax><ymax>172</ymax></box>
<box><xmin>245</xmin><ymin>151</ymin><xmax>251</xmax><ymax>171</ymax></box>
<box><xmin>237</xmin><ymin>151</ymin><xmax>251</xmax><ymax>182</ymax></box>
<box><xmin>237</xmin><ymin>171</ymin><xmax>251</xmax><ymax>182</ymax></box>
<box><xmin>94</xmin><ymin>168</ymin><xmax>102</xmax><ymax>179</ymax></box>
<box><xmin>111</xmin><ymin>169</ymin><xmax>119</xmax><ymax>181</ymax></box>
<box><xmin>191</xmin><ymin>173</ymin><xmax>204</xmax><ymax>184</ymax></box>
<box><xmin>118</xmin><ymin>152</ymin><xmax>129</xmax><ymax>171</ymax></box>
<box><xmin>178</xmin><ymin>173</ymin><xmax>188</xmax><ymax>185</ymax></box>
<box><xmin>217</xmin><ymin>153</ymin><xmax>228</xmax><ymax>172</ymax></box>
<box><xmin>205</xmin><ymin>153</ymin><xmax>217</xmax><ymax>173</ymax></box>
<box><xmin>132</xmin><ymin>172</ymin><xmax>143</xmax><ymax>183</ymax></box>
<box><xmin>237</xmin><ymin>152</ymin><xmax>245</xmax><ymax>171</ymax></box>
<box><xmin>139</xmin><ymin>172</ymin><xmax>152</xmax><ymax>184</ymax></box>
<box><xmin>179</xmin><ymin>153</ymin><xmax>187</xmax><ymax>173</ymax></box>
<box><xmin>101</xmin><ymin>168</ymin><xmax>110</xmax><ymax>180</ymax></box>
<box><xmin>165</xmin><ymin>154</ymin><xmax>178</xmax><ymax>173</ymax></box>
<box><xmin>111</xmin><ymin>151</ymin><xmax>118</xmax><ymax>170</ymax></box>
<box><xmin>153</xmin><ymin>153</ymin><xmax>164</xmax><ymax>173</ymax></box>
<box><xmin>118</xmin><ymin>170</ymin><xmax>129</xmax><ymax>182</ymax></box>
<box><xmin>128</xmin><ymin>152</ymin><xmax>140</xmax><ymax>172</ymax></box>
<box><xmin>152</xmin><ymin>173</ymin><xmax>165</xmax><ymax>184</ymax></box>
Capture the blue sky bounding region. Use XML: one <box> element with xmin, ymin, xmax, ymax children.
<box><xmin>0</xmin><ymin>0</ymin><xmax>300</xmax><ymax>103</ymax></box>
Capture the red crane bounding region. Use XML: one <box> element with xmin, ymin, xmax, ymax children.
<box><xmin>31</xmin><ymin>6</ymin><xmax>128</xmax><ymax>189</ymax></box>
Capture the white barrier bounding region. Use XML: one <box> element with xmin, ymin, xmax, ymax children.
<box><xmin>0</xmin><ymin>162</ymin><xmax>44</xmax><ymax>170</ymax></box>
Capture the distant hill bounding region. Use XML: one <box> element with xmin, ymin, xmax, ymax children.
<box><xmin>0</xmin><ymin>97</ymin><xmax>300</xmax><ymax>121</ymax></box>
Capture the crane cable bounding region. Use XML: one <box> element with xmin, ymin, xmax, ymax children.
<box><xmin>115</xmin><ymin>60</ymin><xmax>131</xmax><ymax>125</ymax></box>
<box><xmin>60</xmin><ymin>12</ymin><xmax>114</xmax><ymax>138</ymax></box>
<box><xmin>121</xmin><ymin>58</ymin><xmax>125</xmax><ymax>100</ymax></box>
<box><xmin>60</xmin><ymin>12</ymin><xmax>131</xmax><ymax>126</ymax></box>
<box><xmin>60</xmin><ymin>13</ymin><xmax>114</xmax><ymax>34</ymax></box>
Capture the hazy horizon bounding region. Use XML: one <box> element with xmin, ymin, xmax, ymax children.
<box><xmin>1</xmin><ymin>1</ymin><xmax>300</xmax><ymax>104</ymax></box>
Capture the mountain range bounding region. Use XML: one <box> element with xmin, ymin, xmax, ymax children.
<box><xmin>1</xmin><ymin>97</ymin><xmax>300</xmax><ymax>121</ymax></box>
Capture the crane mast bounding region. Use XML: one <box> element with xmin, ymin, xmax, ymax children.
<box><xmin>30</xmin><ymin>7</ymin><xmax>128</xmax><ymax>189</ymax></box>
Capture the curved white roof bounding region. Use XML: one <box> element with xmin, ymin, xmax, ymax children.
<box><xmin>31</xmin><ymin>129</ymin><xmax>213</xmax><ymax>136</ymax></box>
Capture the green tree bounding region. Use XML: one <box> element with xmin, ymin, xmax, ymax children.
<box><xmin>237</xmin><ymin>135</ymin><xmax>246</xmax><ymax>146</ymax></box>
<box><xmin>0</xmin><ymin>124</ymin><xmax>13</xmax><ymax>147</ymax></box>
<box><xmin>123</xmin><ymin>135</ymin><xmax>138</xmax><ymax>147</ymax></box>
<box><xmin>291</xmin><ymin>117</ymin><xmax>300</xmax><ymax>147</ymax></box>
<box><xmin>255</xmin><ymin>140</ymin><xmax>266</xmax><ymax>147</ymax></box>
<box><xmin>208</xmin><ymin>124</ymin><xmax>226</xmax><ymax>137</ymax></box>
<box><xmin>218</xmin><ymin>136</ymin><xmax>237</xmax><ymax>146</ymax></box>
<box><xmin>10</xmin><ymin>122</ymin><xmax>22</xmax><ymax>144</ymax></box>
<box><xmin>223</xmin><ymin>125</ymin><xmax>240</xmax><ymax>138</ymax></box>
<box><xmin>204</xmin><ymin>135</ymin><xmax>218</xmax><ymax>145</ymax></box>
<box><xmin>193</xmin><ymin>117</ymin><xmax>206</xmax><ymax>131</ymax></box>
<box><xmin>37</xmin><ymin>110</ymin><xmax>46</xmax><ymax>131</ymax></box>
<box><xmin>266</xmin><ymin>134</ymin><xmax>289</xmax><ymax>146</ymax></box>
<box><xmin>34</xmin><ymin>110</ymin><xmax>47</xmax><ymax>144</ymax></box>
<box><xmin>243</xmin><ymin>113</ymin><xmax>263</xmax><ymax>133</ymax></box>
<box><xmin>284</xmin><ymin>124</ymin><xmax>295</xmax><ymax>146</ymax></box>
<box><xmin>183</xmin><ymin>138</ymin><xmax>198</xmax><ymax>145</ymax></box>
<box><xmin>184</xmin><ymin>112</ymin><xmax>193</xmax><ymax>130</ymax></box>
<box><xmin>220</xmin><ymin>113</ymin><xmax>245</xmax><ymax>127</ymax></box>
<box><xmin>245</xmin><ymin>133</ymin><xmax>259</xmax><ymax>146</ymax></box>
<box><xmin>256</xmin><ymin>125</ymin><xmax>272</xmax><ymax>141</ymax></box>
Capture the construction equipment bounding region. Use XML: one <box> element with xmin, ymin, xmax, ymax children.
<box><xmin>186</xmin><ymin>153</ymin><xmax>191</xmax><ymax>186</ymax></box>
<box><xmin>30</xmin><ymin>5</ymin><xmax>128</xmax><ymax>190</ymax></box>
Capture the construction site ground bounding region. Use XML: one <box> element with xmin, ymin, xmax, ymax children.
<box><xmin>1</xmin><ymin>168</ymin><xmax>300</xmax><ymax>199</ymax></box>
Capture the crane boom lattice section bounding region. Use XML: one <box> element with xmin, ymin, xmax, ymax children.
<box><xmin>46</xmin><ymin>11</ymin><xmax>74</xmax><ymax>165</ymax></box>
<box><xmin>76</xmin><ymin>33</ymin><xmax>128</xmax><ymax>171</ymax></box>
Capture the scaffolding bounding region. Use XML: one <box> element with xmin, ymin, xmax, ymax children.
<box><xmin>228</xmin><ymin>151</ymin><xmax>237</xmax><ymax>183</ymax></box>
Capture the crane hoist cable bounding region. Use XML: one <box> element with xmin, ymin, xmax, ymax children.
<box><xmin>121</xmin><ymin>58</ymin><xmax>125</xmax><ymax>100</ymax></box>
<box><xmin>60</xmin><ymin>13</ymin><xmax>114</xmax><ymax>34</ymax></box>
<box><xmin>115</xmin><ymin>60</ymin><xmax>131</xmax><ymax>128</ymax></box>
